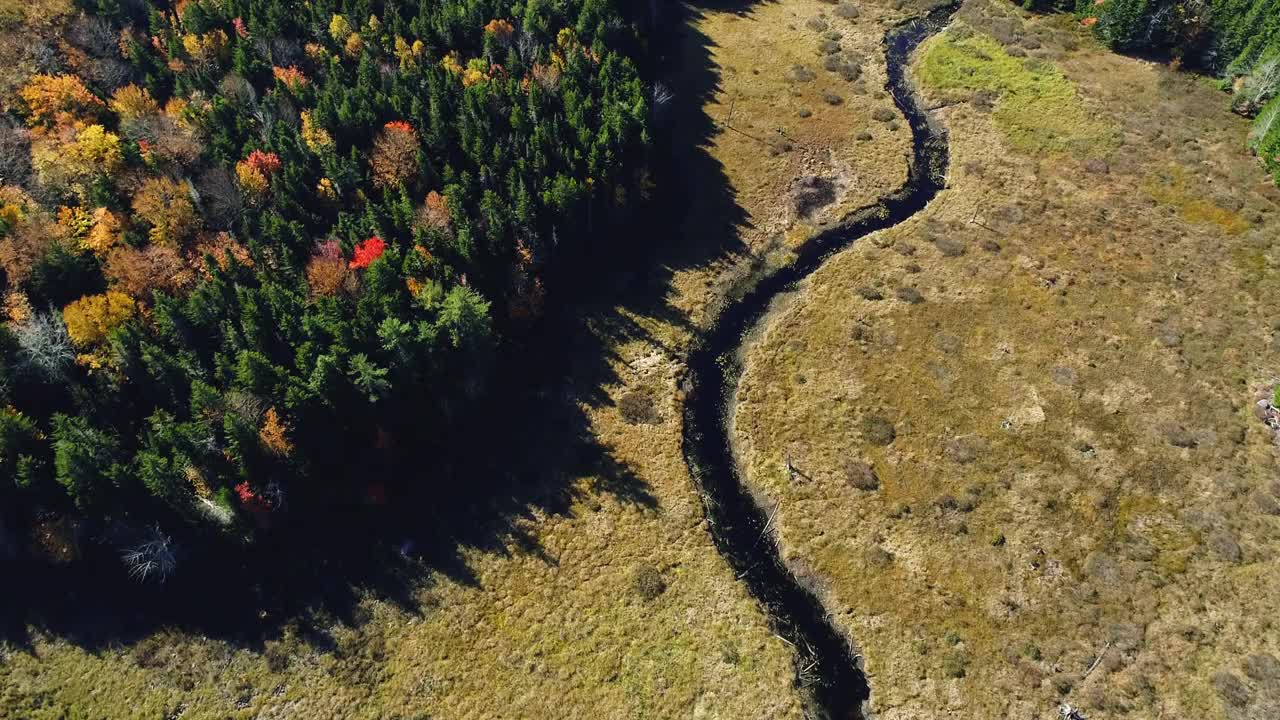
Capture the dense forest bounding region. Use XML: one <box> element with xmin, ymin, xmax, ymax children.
<box><xmin>0</xmin><ymin>0</ymin><xmax>649</xmax><ymax>579</ymax></box>
<box><xmin>1025</xmin><ymin>0</ymin><xmax>1280</xmax><ymax>180</ymax></box>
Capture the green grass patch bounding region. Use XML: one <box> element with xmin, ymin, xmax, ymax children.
<box><xmin>917</xmin><ymin>28</ymin><xmax>1118</xmax><ymax>156</ymax></box>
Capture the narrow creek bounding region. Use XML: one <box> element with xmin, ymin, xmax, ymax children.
<box><xmin>680</xmin><ymin>6</ymin><xmax>958</xmax><ymax>718</ymax></box>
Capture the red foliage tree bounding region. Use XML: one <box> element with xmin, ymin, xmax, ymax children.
<box><xmin>244</xmin><ymin>149</ymin><xmax>281</xmax><ymax>176</ymax></box>
<box><xmin>348</xmin><ymin>236</ymin><xmax>386</xmax><ymax>269</ymax></box>
<box><xmin>235</xmin><ymin>481</ymin><xmax>272</xmax><ymax>514</ymax></box>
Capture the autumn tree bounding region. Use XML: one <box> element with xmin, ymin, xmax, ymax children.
<box><xmin>300</xmin><ymin>110</ymin><xmax>333</xmax><ymax>152</ymax></box>
<box><xmin>370</xmin><ymin>121</ymin><xmax>420</xmax><ymax>189</ymax></box>
<box><xmin>18</xmin><ymin>74</ymin><xmax>104</xmax><ymax>127</ymax></box>
<box><xmin>81</xmin><ymin>207</ymin><xmax>122</xmax><ymax>256</ymax></box>
<box><xmin>258</xmin><ymin>407</ymin><xmax>292</xmax><ymax>456</ymax></box>
<box><xmin>348</xmin><ymin>235</ymin><xmax>386</xmax><ymax>269</ymax></box>
<box><xmin>187</xmin><ymin>232</ymin><xmax>252</xmax><ymax>277</ymax></box>
<box><xmin>0</xmin><ymin>0</ymin><xmax>651</xmax><ymax>576</ymax></box>
<box><xmin>0</xmin><ymin>199</ymin><xmax>59</xmax><ymax>287</ymax></box>
<box><xmin>29</xmin><ymin>124</ymin><xmax>124</xmax><ymax>198</ymax></box>
<box><xmin>484</xmin><ymin>19</ymin><xmax>515</xmax><ymax>46</ymax></box>
<box><xmin>62</xmin><ymin>290</ymin><xmax>135</xmax><ymax>347</ymax></box>
<box><xmin>108</xmin><ymin>84</ymin><xmax>159</xmax><ymax>122</ymax></box>
<box><xmin>131</xmin><ymin>176</ymin><xmax>199</xmax><ymax>245</ymax></box>
<box><xmin>235</xmin><ymin>149</ymin><xmax>281</xmax><ymax>200</ymax></box>
<box><xmin>417</xmin><ymin>190</ymin><xmax>452</xmax><ymax>233</ymax></box>
<box><xmin>104</xmin><ymin>243</ymin><xmax>194</xmax><ymax>298</ymax></box>
<box><xmin>305</xmin><ymin>239</ymin><xmax>348</xmax><ymax>296</ymax></box>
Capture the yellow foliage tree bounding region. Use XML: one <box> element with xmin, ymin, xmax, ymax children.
<box><xmin>109</xmin><ymin>84</ymin><xmax>160</xmax><ymax>122</ymax></box>
<box><xmin>235</xmin><ymin>161</ymin><xmax>269</xmax><ymax>197</ymax></box>
<box><xmin>393</xmin><ymin>36</ymin><xmax>426</xmax><ymax>70</ymax></box>
<box><xmin>300</xmin><ymin>110</ymin><xmax>333</xmax><ymax>152</ymax></box>
<box><xmin>71</xmin><ymin>124</ymin><xmax>123</xmax><ymax>169</ymax></box>
<box><xmin>56</xmin><ymin>205</ymin><xmax>93</xmax><ymax>239</ymax></box>
<box><xmin>440</xmin><ymin>51</ymin><xmax>463</xmax><ymax>75</ymax></box>
<box><xmin>181</xmin><ymin>29</ymin><xmax>229</xmax><ymax>64</ymax></box>
<box><xmin>329</xmin><ymin>14</ymin><xmax>353</xmax><ymax>42</ymax></box>
<box><xmin>63</xmin><ymin>290</ymin><xmax>135</xmax><ymax>347</ymax></box>
<box><xmin>132</xmin><ymin>176</ymin><xmax>198</xmax><ymax>246</ymax></box>
<box><xmin>344</xmin><ymin>32</ymin><xmax>364</xmax><ymax>57</ymax></box>
<box><xmin>30</xmin><ymin>124</ymin><xmax>123</xmax><ymax>199</ymax></box>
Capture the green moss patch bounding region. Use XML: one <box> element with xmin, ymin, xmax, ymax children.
<box><xmin>917</xmin><ymin>28</ymin><xmax>1118</xmax><ymax>156</ymax></box>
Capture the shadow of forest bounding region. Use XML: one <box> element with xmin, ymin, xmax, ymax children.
<box><xmin>1</xmin><ymin>0</ymin><xmax>768</xmax><ymax>661</ymax></box>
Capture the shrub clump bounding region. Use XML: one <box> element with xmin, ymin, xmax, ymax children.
<box><xmin>618</xmin><ymin>389</ymin><xmax>661</xmax><ymax>425</ymax></box>
<box><xmin>632</xmin><ymin>565</ymin><xmax>666</xmax><ymax>601</ymax></box>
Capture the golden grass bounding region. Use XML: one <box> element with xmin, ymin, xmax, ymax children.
<box><xmin>1144</xmin><ymin>164</ymin><xmax>1252</xmax><ymax>235</ymax></box>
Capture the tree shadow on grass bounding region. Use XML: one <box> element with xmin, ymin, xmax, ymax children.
<box><xmin>1</xmin><ymin>0</ymin><xmax>768</xmax><ymax>667</ymax></box>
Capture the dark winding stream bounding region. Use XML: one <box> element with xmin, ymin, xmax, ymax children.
<box><xmin>680</xmin><ymin>6</ymin><xmax>957</xmax><ymax>718</ymax></box>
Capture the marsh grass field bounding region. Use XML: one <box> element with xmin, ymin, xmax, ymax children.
<box><xmin>732</xmin><ymin>1</ymin><xmax>1280</xmax><ymax>717</ymax></box>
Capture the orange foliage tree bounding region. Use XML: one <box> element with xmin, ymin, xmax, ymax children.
<box><xmin>484</xmin><ymin>19</ymin><xmax>515</xmax><ymax>45</ymax></box>
<box><xmin>271</xmin><ymin>65</ymin><xmax>309</xmax><ymax>93</ymax></box>
<box><xmin>82</xmin><ymin>207</ymin><xmax>122</xmax><ymax>256</ymax></box>
<box><xmin>187</xmin><ymin>232</ymin><xmax>253</xmax><ymax>277</ymax></box>
<box><xmin>18</xmin><ymin>74</ymin><xmax>105</xmax><ymax>127</ymax></box>
<box><xmin>104</xmin><ymin>243</ymin><xmax>195</xmax><ymax>298</ymax></box>
<box><xmin>258</xmin><ymin>407</ymin><xmax>293</xmax><ymax>456</ymax></box>
<box><xmin>417</xmin><ymin>190</ymin><xmax>451</xmax><ymax>232</ymax></box>
<box><xmin>235</xmin><ymin>149</ymin><xmax>281</xmax><ymax>199</ymax></box>
<box><xmin>305</xmin><ymin>240</ymin><xmax>348</xmax><ymax>296</ymax></box>
<box><xmin>0</xmin><ymin>205</ymin><xmax>58</xmax><ymax>287</ymax></box>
